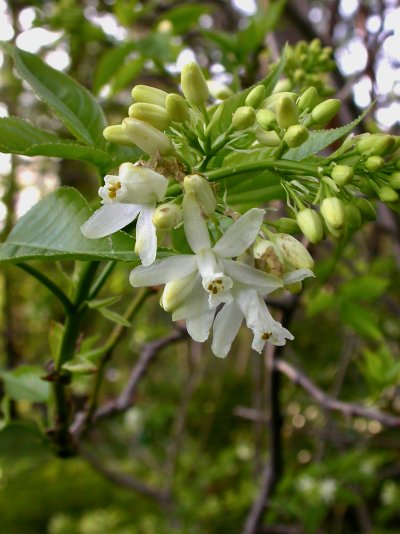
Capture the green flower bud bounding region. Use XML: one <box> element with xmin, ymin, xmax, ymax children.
<box><xmin>274</xmin><ymin>233</ymin><xmax>314</xmax><ymax>270</ymax></box>
<box><xmin>131</xmin><ymin>85</ymin><xmax>168</xmax><ymax>108</ymax></box>
<box><xmin>245</xmin><ymin>85</ymin><xmax>265</xmax><ymax>108</ymax></box>
<box><xmin>325</xmin><ymin>221</ymin><xmax>344</xmax><ymax>239</ymax></box>
<box><xmin>297</xmin><ymin>87</ymin><xmax>318</xmax><ymax>113</ymax></box>
<box><xmin>296</xmin><ymin>208</ymin><xmax>324</xmax><ymax>244</ymax></box>
<box><xmin>388</xmin><ymin>171</ymin><xmax>400</xmax><ymax>190</ymax></box>
<box><xmin>122</xmin><ymin>118</ymin><xmax>173</xmax><ymax>155</ymax></box>
<box><xmin>181</xmin><ymin>62</ymin><xmax>209</xmax><ymax>105</ymax></box>
<box><xmin>294</xmin><ymin>69</ymin><xmax>305</xmax><ymax>84</ymax></box>
<box><xmin>256</xmin><ymin>129</ymin><xmax>281</xmax><ymax>147</ymax></box>
<box><xmin>128</xmin><ymin>103</ymin><xmax>170</xmax><ymax>131</ymax></box>
<box><xmin>256</xmin><ymin>109</ymin><xmax>276</xmax><ymax>130</ymax></box>
<box><xmin>166</xmin><ymin>93</ymin><xmax>189</xmax><ymax>123</ymax></box>
<box><xmin>378</xmin><ymin>185</ymin><xmax>399</xmax><ymax>203</ymax></box>
<box><xmin>152</xmin><ymin>203</ymin><xmax>182</xmax><ymax>230</ymax></box>
<box><xmin>276</xmin><ymin>95</ymin><xmax>299</xmax><ymax>129</ymax></box>
<box><xmin>273</xmin><ymin>217</ymin><xmax>300</xmax><ymax>234</ymax></box>
<box><xmin>207</xmin><ymin>80</ymin><xmax>233</xmax><ymax>100</ymax></box>
<box><xmin>253</xmin><ymin>239</ymin><xmax>285</xmax><ymax>277</ymax></box>
<box><xmin>344</xmin><ymin>203</ymin><xmax>362</xmax><ymax>230</ymax></box>
<box><xmin>103</xmin><ymin>124</ymin><xmax>136</xmax><ymax>147</ymax></box>
<box><xmin>273</xmin><ymin>78</ymin><xmax>292</xmax><ymax>93</ymax></box>
<box><xmin>331</xmin><ymin>165</ymin><xmax>354</xmax><ymax>187</ymax></box>
<box><xmin>309</xmin><ymin>38</ymin><xmax>322</xmax><ymax>53</ymax></box>
<box><xmin>183</xmin><ymin>174</ymin><xmax>216</xmax><ymax>216</ymax></box>
<box><xmin>283</xmin><ymin>124</ymin><xmax>309</xmax><ymax>148</ymax></box>
<box><xmin>320</xmin><ymin>197</ymin><xmax>345</xmax><ymax>229</ymax></box>
<box><xmin>365</xmin><ymin>156</ymin><xmax>385</xmax><ymax>172</ymax></box>
<box><xmin>356</xmin><ymin>198</ymin><xmax>377</xmax><ymax>221</ymax></box>
<box><xmin>232</xmin><ymin>106</ymin><xmax>256</xmax><ymax>130</ymax></box>
<box><xmin>161</xmin><ymin>274</ymin><xmax>195</xmax><ymax>312</ymax></box>
<box><xmin>262</xmin><ymin>92</ymin><xmax>297</xmax><ymax>112</ymax></box>
<box><xmin>311</xmin><ymin>99</ymin><xmax>341</xmax><ymax>126</ymax></box>
<box><xmin>357</xmin><ymin>134</ymin><xmax>396</xmax><ymax>157</ymax></box>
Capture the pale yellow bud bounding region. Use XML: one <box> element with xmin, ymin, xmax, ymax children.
<box><xmin>181</xmin><ymin>62</ymin><xmax>209</xmax><ymax>105</ymax></box>
<box><xmin>232</xmin><ymin>106</ymin><xmax>256</xmax><ymax>130</ymax></box>
<box><xmin>245</xmin><ymin>85</ymin><xmax>265</xmax><ymax>108</ymax></box>
<box><xmin>276</xmin><ymin>95</ymin><xmax>299</xmax><ymax>128</ymax></box>
<box><xmin>331</xmin><ymin>165</ymin><xmax>354</xmax><ymax>187</ymax></box>
<box><xmin>283</xmin><ymin>125</ymin><xmax>309</xmax><ymax>148</ymax></box>
<box><xmin>256</xmin><ymin>129</ymin><xmax>281</xmax><ymax>147</ymax></box>
<box><xmin>320</xmin><ymin>197</ymin><xmax>345</xmax><ymax>229</ymax></box>
<box><xmin>131</xmin><ymin>85</ymin><xmax>168</xmax><ymax>108</ymax></box>
<box><xmin>152</xmin><ymin>203</ymin><xmax>182</xmax><ymax>230</ymax></box>
<box><xmin>122</xmin><ymin>118</ymin><xmax>173</xmax><ymax>155</ymax></box>
<box><xmin>103</xmin><ymin>124</ymin><xmax>136</xmax><ymax>147</ymax></box>
<box><xmin>183</xmin><ymin>174</ymin><xmax>216</xmax><ymax>216</ymax></box>
<box><xmin>296</xmin><ymin>209</ymin><xmax>324</xmax><ymax>244</ymax></box>
<box><xmin>128</xmin><ymin>103</ymin><xmax>170</xmax><ymax>131</ymax></box>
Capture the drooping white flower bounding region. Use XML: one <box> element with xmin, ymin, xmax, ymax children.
<box><xmin>81</xmin><ymin>163</ymin><xmax>168</xmax><ymax>266</ymax></box>
<box><xmin>130</xmin><ymin>193</ymin><xmax>285</xmax><ymax>344</ymax></box>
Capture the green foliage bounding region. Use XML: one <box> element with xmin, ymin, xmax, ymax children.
<box><xmin>0</xmin><ymin>366</ymin><xmax>50</xmax><ymax>403</ymax></box>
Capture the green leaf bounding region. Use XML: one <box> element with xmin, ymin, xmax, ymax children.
<box><xmin>109</xmin><ymin>57</ymin><xmax>145</xmax><ymax>96</ymax></box>
<box><xmin>306</xmin><ymin>290</ymin><xmax>335</xmax><ymax>317</ymax></box>
<box><xmin>284</xmin><ymin>108</ymin><xmax>370</xmax><ymax>161</ymax></box>
<box><xmin>87</xmin><ymin>295</ymin><xmax>121</xmax><ymax>309</ymax></box>
<box><xmin>0</xmin><ymin>187</ymin><xmax>139</xmax><ymax>264</ymax></box>
<box><xmin>160</xmin><ymin>3</ymin><xmax>213</xmax><ymax>34</ymax></box>
<box><xmin>4</xmin><ymin>44</ymin><xmax>107</xmax><ymax>147</ymax></box>
<box><xmin>92</xmin><ymin>43</ymin><xmax>136</xmax><ymax>95</ymax></box>
<box><xmin>62</xmin><ymin>356</ymin><xmax>97</xmax><ymax>374</ymax></box>
<box><xmin>98</xmin><ymin>307</ymin><xmax>131</xmax><ymax>327</ymax></box>
<box><xmin>339</xmin><ymin>275</ymin><xmax>389</xmax><ymax>301</ymax></box>
<box><xmin>0</xmin><ymin>423</ymin><xmax>50</xmax><ymax>466</ymax></box>
<box><xmin>340</xmin><ymin>302</ymin><xmax>383</xmax><ymax>341</ymax></box>
<box><xmin>0</xmin><ymin>365</ymin><xmax>50</xmax><ymax>403</ymax></box>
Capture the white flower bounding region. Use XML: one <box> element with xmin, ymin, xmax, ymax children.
<box><xmin>81</xmin><ymin>163</ymin><xmax>168</xmax><ymax>266</ymax></box>
<box><xmin>130</xmin><ymin>193</ymin><xmax>285</xmax><ymax>345</ymax></box>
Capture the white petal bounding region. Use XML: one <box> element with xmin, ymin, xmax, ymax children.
<box><xmin>81</xmin><ymin>203</ymin><xmax>141</xmax><ymax>238</ymax></box>
<box><xmin>186</xmin><ymin>308</ymin><xmax>216</xmax><ymax>343</ymax></box>
<box><xmin>213</xmin><ymin>208</ymin><xmax>265</xmax><ymax>258</ymax></box>
<box><xmin>222</xmin><ymin>259</ymin><xmax>283</xmax><ymax>293</ymax></box>
<box><xmin>172</xmin><ymin>277</ymin><xmax>209</xmax><ymax>321</ymax></box>
<box><xmin>135</xmin><ymin>205</ymin><xmax>157</xmax><ymax>266</ymax></box>
<box><xmin>129</xmin><ymin>255</ymin><xmax>197</xmax><ymax>287</ymax></box>
<box><xmin>211</xmin><ymin>302</ymin><xmax>243</xmax><ymax>358</ymax></box>
<box><xmin>183</xmin><ymin>192</ymin><xmax>211</xmax><ymax>253</ymax></box>
<box><xmin>282</xmin><ymin>268</ymin><xmax>314</xmax><ymax>285</ymax></box>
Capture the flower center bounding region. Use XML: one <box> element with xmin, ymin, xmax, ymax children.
<box><xmin>107</xmin><ymin>181</ymin><xmax>121</xmax><ymax>199</ymax></box>
<box><xmin>261</xmin><ymin>332</ymin><xmax>271</xmax><ymax>340</ymax></box>
<box><xmin>205</xmin><ymin>274</ymin><xmax>231</xmax><ymax>295</ymax></box>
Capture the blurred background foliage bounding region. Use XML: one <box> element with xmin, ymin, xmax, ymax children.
<box><xmin>0</xmin><ymin>0</ymin><xmax>400</xmax><ymax>533</ymax></box>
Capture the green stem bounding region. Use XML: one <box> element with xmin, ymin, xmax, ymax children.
<box><xmin>88</xmin><ymin>261</ymin><xmax>116</xmax><ymax>301</ymax></box>
<box><xmin>207</xmin><ymin>160</ymin><xmax>321</xmax><ymax>182</ymax></box>
<box><xmin>17</xmin><ymin>263</ymin><xmax>73</xmax><ymax>314</ymax></box>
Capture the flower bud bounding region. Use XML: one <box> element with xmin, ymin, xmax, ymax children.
<box><xmin>256</xmin><ymin>129</ymin><xmax>281</xmax><ymax>147</ymax></box>
<box><xmin>296</xmin><ymin>87</ymin><xmax>318</xmax><ymax>112</ymax></box>
<box><xmin>378</xmin><ymin>185</ymin><xmax>399</xmax><ymax>203</ymax></box>
<box><xmin>245</xmin><ymin>85</ymin><xmax>265</xmax><ymax>108</ymax></box>
<box><xmin>274</xmin><ymin>233</ymin><xmax>314</xmax><ymax>270</ymax></box>
<box><xmin>152</xmin><ymin>203</ymin><xmax>182</xmax><ymax>230</ymax></box>
<box><xmin>207</xmin><ymin>80</ymin><xmax>233</xmax><ymax>100</ymax></box>
<box><xmin>365</xmin><ymin>156</ymin><xmax>385</xmax><ymax>172</ymax></box>
<box><xmin>161</xmin><ymin>275</ymin><xmax>194</xmax><ymax>312</ymax></box>
<box><xmin>311</xmin><ymin>99</ymin><xmax>341</xmax><ymax>126</ymax></box>
<box><xmin>128</xmin><ymin>103</ymin><xmax>170</xmax><ymax>131</ymax></box>
<box><xmin>320</xmin><ymin>197</ymin><xmax>345</xmax><ymax>229</ymax></box>
<box><xmin>183</xmin><ymin>174</ymin><xmax>216</xmax><ymax>216</ymax></box>
<box><xmin>357</xmin><ymin>134</ymin><xmax>395</xmax><ymax>157</ymax></box>
<box><xmin>131</xmin><ymin>85</ymin><xmax>168</xmax><ymax>108</ymax></box>
<box><xmin>344</xmin><ymin>203</ymin><xmax>362</xmax><ymax>230</ymax></box>
<box><xmin>262</xmin><ymin>92</ymin><xmax>297</xmax><ymax>112</ymax></box>
<box><xmin>325</xmin><ymin>221</ymin><xmax>344</xmax><ymax>239</ymax></box>
<box><xmin>256</xmin><ymin>109</ymin><xmax>276</xmax><ymax>130</ymax></box>
<box><xmin>253</xmin><ymin>239</ymin><xmax>285</xmax><ymax>277</ymax></box>
<box><xmin>296</xmin><ymin>208</ymin><xmax>324</xmax><ymax>244</ymax></box>
<box><xmin>283</xmin><ymin>124</ymin><xmax>309</xmax><ymax>148</ymax></box>
<box><xmin>166</xmin><ymin>93</ymin><xmax>189</xmax><ymax>123</ymax></box>
<box><xmin>331</xmin><ymin>165</ymin><xmax>354</xmax><ymax>187</ymax></box>
<box><xmin>273</xmin><ymin>217</ymin><xmax>300</xmax><ymax>234</ymax></box>
<box><xmin>356</xmin><ymin>198</ymin><xmax>376</xmax><ymax>221</ymax></box>
<box><xmin>388</xmin><ymin>171</ymin><xmax>400</xmax><ymax>190</ymax></box>
<box><xmin>272</xmin><ymin>78</ymin><xmax>292</xmax><ymax>93</ymax></box>
<box><xmin>181</xmin><ymin>62</ymin><xmax>209</xmax><ymax>105</ymax></box>
<box><xmin>122</xmin><ymin>118</ymin><xmax>173</xmax><ymax>155</ymax></box>
<box><xmin>276</xmin><ymin>95</ymin><xmax>299</xmax><ymax>128</ymax></box>
<box><xmin>310</xmin><ymin>38</ymin><xmax>321</xmax><ymax>53</ymax></box>
<box><xmin>103</xmin><ymin>124</ymin><xmax>136</xmax><ymax>147</ymax></box>
<box><xmin>232</xmin><ymin>106</ymin><xmax>256</xmax><ymax>130</ymax></box>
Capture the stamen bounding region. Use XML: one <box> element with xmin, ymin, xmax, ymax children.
<box><xmin>261</xmin><ymin>332</ymin><xmax>271</xmax><ymax>340</ymax></box>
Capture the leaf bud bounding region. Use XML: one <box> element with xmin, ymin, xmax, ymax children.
<box><xmin>181</xmin><ymin>62</ymin><xmax>209</xmax><ymax>105</ymax></box>
<box><xmin>131</xmin><ymin>85</ymin><xmax>168</xmax><ymax>108</ymax></box>
<box><xmin>297</xmin><ymin>87</ymin><xmax>318</xmax><ymax>113</ymax></box>
<box><xmin>256</xmin><ymin>109</ymin><xmax>276</xmax><ymax>130</ymax></box>
<box><xmin>273</xmin><ymin>217</ymin><xmax>300</xmax><ymax>234</ymax></box>
<box><xmin>355</xmin><ymin>198</ymin><xmax>376</xmax><ymax>221</ymax></box>
<box><xmin>320</xmin><ymin>197</ymin><xmax>345</xmax><ymax>229</ymax></box>
<box><xmin>296</xmin><ymin>208</ymin><xmax>324</xmax><ymax>244</ymax></box>
<box><xmin>357</xmin><ymin>134</ymin><xmax>395</xmax><ymax>156</ymax></box>
<box><xmin>283</xmin><ymin>124</ymin><xmax>309</xmax><ymax>148</ymax></box>
<box><xmin>388</xmin><ymin>171</ymin><xmax>400</xmax><ymax>190</ymax></box>
<box><xmin>253</xmin><ymin>239</ymin><xmax>285</xmax><ymax>277</ymax></box>
<box><xmin>276</xmin><ymin>95</ymin><xmax>299</xmax><ymax>128</ymax></box>
<box><xmin>365</xmin><ymin>156</ymin><xmax>385</xmax><ymax>172</ymax></box>
<box><xmin>274</xmin><ymin>233</ymin><xmax>314</xmax><ymax>270</ymax></box>
<box><xmin>272</xmin><ymin>78</ymin><xmax>292</xmax><ymax>93</ymax></box>
<box><xmin>232</xmin><ymin>106</ymin><xmax>256</xmax><ymax>130</ymax></box>
<box><xmin>128</xmin><ymin>103</ymin><xmax>170</xmax><ymax>131</ymax></box>
<box><xmin>255</xmin><ymin>129</ymin><xmax>281</xmax><ymax>147</ymax></box>
<box><xmin>344</xmin><ymin>203</ymin><xmax>362</xmax><ymax>230</ymax></box>
<box><xmin>152</xmin><ymin>203</ymin><xmax>182</xmax><ymax>230</ymax></box>
<box><xmin>103</xmin><ymin>124</ymin><xmax>136</xmax><ymax>147</ymax></box>
<box><xmin>122</xmin><ymin>118</ymin><xmax>173</xmax><ymax>155</ymax></box>
<box><xmin>311</xmin><ymin>99</ymin><xmax>341</xmax><ymax>126</ymax></box>
<box><xmin>245</xmin><ymin>85</ymin><xmax>265</xmax><ymax>108</ymax></box>
<box><xmin>166</xmin><ymin>93</ymin><xmax>189</xmax><ymax>123</ymax></box>
<box><xmin>331</xmin><ymin>165</ymin><xmax>354</xmax><ymax>187</ymax></box>
<box><xmin>183</xmin><ymin>174</ymin><xmax>216</xmax><ymax>216</ymax></box>
<box><xmin>377</xmin><ymin>185</ymin><xmax>399</xmax><ymax>203</ymax></box>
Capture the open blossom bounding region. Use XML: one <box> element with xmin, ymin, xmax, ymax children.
<box><xmin>81</xmin><ymin>163</ymin><xmax>168</xmax><ymax>266</ymax></box>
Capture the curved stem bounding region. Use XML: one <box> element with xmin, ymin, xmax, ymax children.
<box><xmin>207</xmin><ymin>160</ymin><xmax>321</xmax><ymax>182</ymax></box>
